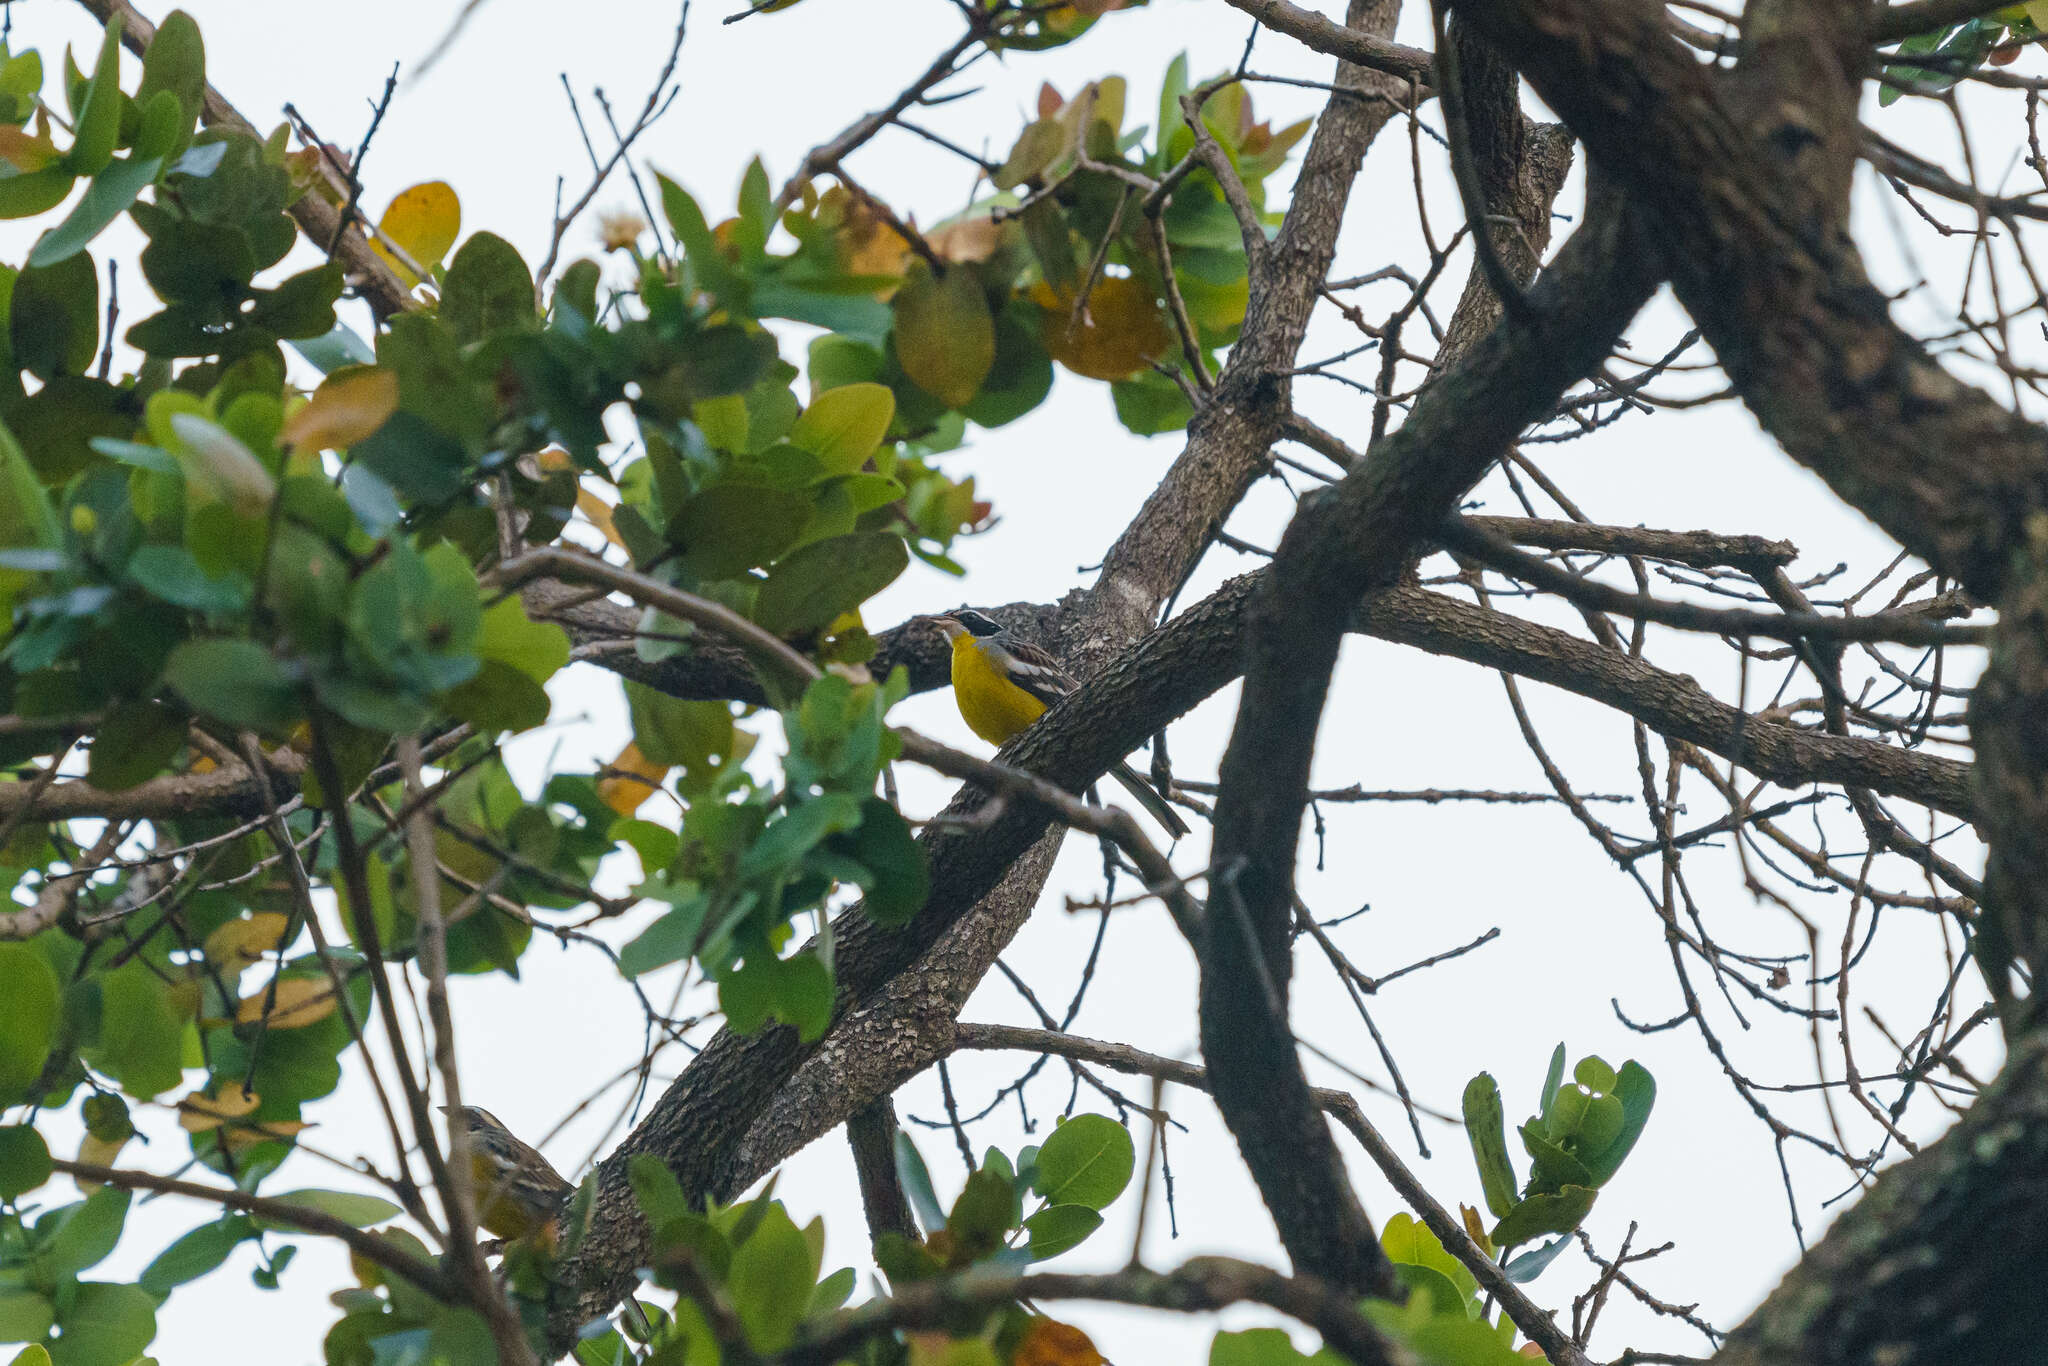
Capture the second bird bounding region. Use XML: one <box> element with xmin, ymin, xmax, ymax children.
<box><xmin>929</xmin><ymin>610</ymin><xmax>1189</xmax><ymax>839</ymax></box>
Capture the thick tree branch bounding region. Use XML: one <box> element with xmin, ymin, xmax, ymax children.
<box><xmin>546</xmin><ymin>3</ymin><xmax>1417</xmax><ymax>1338</ymax></box>
<box><xmin>1202</xmin><ymin>184</ymin><xmax>1661</xmax><ymax>1293</ymax></box>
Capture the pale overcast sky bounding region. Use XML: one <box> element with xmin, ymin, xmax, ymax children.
<box><xmin>1</xmin><ymin>1</ymin><xmax>2012</xmax><ymax>1362</ymax></box>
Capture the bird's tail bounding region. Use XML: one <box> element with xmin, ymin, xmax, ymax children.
<box><xmin>1108</xmin><ymin>760</ymin><xmax>1189</xmax><ymax>840</ymax></box>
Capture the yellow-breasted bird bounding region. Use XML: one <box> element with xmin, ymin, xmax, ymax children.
<box><xmin>441</xmin><ymin>1105</ymin><xmax>574</xmax><ymax>1245</ymax></box>
<box><xmin>930</xmin><ymin>610</ymin><xmax>1189</xmax><ymax>839</ymax></box>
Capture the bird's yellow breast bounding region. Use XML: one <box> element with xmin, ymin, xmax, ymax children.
<box><xmin>950</xmin><ymin>635</ymin><xmax>1047</xmax><ymax>745</ymax></box>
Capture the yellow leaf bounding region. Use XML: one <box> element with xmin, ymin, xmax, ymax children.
<box><xmin>537</xmin><ymin>444</ymin><xmax>576</xmax><ymax>472</ymax></box>
<box><xmin>894</xmin><ymin>265</ymin><xmax>994</xmax><ymax>407</ymax></box>
<box><xmin>74</xmin><ymin>1132</ymin><xmax>130</xmax><ymax>1187</ymax></box>
<box><xmin>203</xmin><ymin>912</ymin><xmax>291</xmax><ymax>971</ymax></box>
<box><xmin>235</xmin><ymin>976</ymin><xmax>339</xmax><ymax>1029</ymax></box>
<box><xmin>928</xmin><ymin>216</ymin><xmax>1003</xmax><ymax>264</ymax></box>
<box><xmin>576</xmin><ymin>487</ymin><xmax>624</xmax><ymax>549</ymax></box>
<box><xmin>0</xmin><ymin>117</ymin><xmax>59</xmax><ymax>173</ymax></box>
<box><xmin>1461</xmin><ymin>1202</ymin><xmax>1496</xmax><ymax>1257</ymax></box>
<box><xmin>1030</xmin><ymin>274</ymin><xmax>1172</xmax><ymax>381</ymax></box>
<box><xmin>1013</xmin><ymin>1319</ymin><xmax>1105</xmax><ymax>1366</ymax></box>
<box><xmin>280</xmin><ymin>366</ymin><xmax>399</xmax><ymax>453</ymax></box>
<box><xmin>597</xmin><ymin>741</ymin><xmax>670</xmax><ymax>817</ymax></box>
<box><xmin>223</xmin><ymin>1118</ymin><xmax>309</xmax><ymax>1152</ymax></box>
<box><xmin>372</xmin><ymin>180</ymin><xmax>461</xmax><ymax>288</ymax></box>
<box><xmin>177</xmin><ymin>1085</ymin><xmax>261</xmax><ymax>1133</ymax></box>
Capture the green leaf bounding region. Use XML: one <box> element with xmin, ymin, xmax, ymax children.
<box><xmin>1022</xmin><ymin>1204</ymin><xmax>1102</xmax><ymax>1261</ymax></box>
<box><xmin>0</xmin><ymin>167</ymin><xmax>79</xmax><ymax>221</ymax></box>
<box><xmin>617</xmin><ymin>894</ymin><xmax>708</xmax><ymax>978</ymax></box>
<box><xmin>725</xmin><ymin>1204</ymin><xmax>813</xmax><ymax>1353</ymax></box>
<box><xmin>1519</xmin><ymin>1123</ymin><xmax>1592</xmax><ymax>1194</ymax></box>
<box><xmin>46</xmin><ymin>1282</ymin><xmax>154</xmax><ymax>1366</ymax></box>
<box><xmin>1580</xmin><ymin>1061</ymin><xmax>1655</xmax><ymax>1188</ymax></box>
<box><xmin>1536</xmin><ymin>1043</ymin><xmax>1567</xmax><ymax>1126</ymax></box>
<box><xmin>790</xmin><ymin>382</ymin><xmax>895</xmax><ymax>475</ymax></box>
<box><xmin>0</xmin><ymin>1291</ymin><xmax>55</xmax><ymax>1345</ymax></box>
<box><xmin>137</xmin><ymin>10</ymin><xmax>205</xmax><ymax>159</ymax></box>
<box><xmin>0</xmin><ymin>1127</ymin><xmax>52</xmax><ymax>1201</ymax></box>
<box><xmin>87</xmin><ymin>963</ymin><xmax>183</xmax><ymax>1099</ymax></box>
<box><xmin>162</xmin><ymin>638</ymin><xmax>299</xmax><ymax>733</ymax></box>
<box><xmin>753</xmin><ymin>531</ymin><xmax>908</xmax><ymax>635</ymax></box>
<box><xmin>1210</xmin><ymin>1328</ymin><xmax>1329</xmax><ymax>1366</ymax></box>
<box><xmin>139</xmin><ymin>1216</ymin><xmax>253</xmax><ymax>1296</ymax></box>
<box><xmin>441</xmin><ymin>232</ymin><xmax>535</xmax><ymax>344</ymax></box>
<box><xmin>628</xmin><ymin>1153</ymin><xmax>689</xmax><ymax>1229</ymax></box>
<box><xmin>256</xmin><ymin>1189</ymin><xmax>401</xmax><ymax>1230</ymax></box>
<box><xmin>1032</xmin><ymin>1114</ymin><xmax>1133</xmax><ymax>1211</ymax></box>
<box><xmin>672</xmin><ymin>482</ymin><xmax>808</xmax><ymax>578</ymax></box>
<box><xmin>1379</xmin><ymin>1212</ymin><xmax>1478</xmax><ymax>1306</ymax></box>
<box><xmin>1502</xmin><ymin>1233</ymin><xmax>1572</xmax><ymax>1284</ymax></box>
<box><xmin>29</xmin><ymin>155</ymin><xmax>164</xmax><ymax>267</ymax></box>
<box><xmin>718</xmin><ymin>951</ymin><xmax>833</xmax><ymax>1041</ymax></box>
<box><xmin>0</xmin><ymin>947</ymin><xmax>59</xmax><ymax>1106</ymax></box>
<box><xmin>86</xmin><ymin>701</ymin><xmax>186</xmax><ymax>790</ymax></box>
<box><xmin>739</xmin><ymin>793</ymin><xmax>862</xmax><ymax>880</ymax></box>
<box><xmin>893</xmin><ymin>1131</ymin><xmax>944</xmax><ymax>1234</ymax></box>
<box><xmin>1489</xmin><ymin>1184</ymin><xmax>1596</xmax><ymax>1251</ymax></box>
<box><xmin>473</xmin><ymin>595</ymin><xmax>569</xmax><ymax>683</ymax></box>
<box><xmin>626</xmin><ymin>681</ymin><xmax>735</xmax><ymax>772</ymax></box>
<box><xmin>1461</xmin><ymin>1073</ymin><xmax>1516</xmax><ymax>1220</ymax></box>
<box><xmin>67</xmin><ymin>15</ymin><xmax>125</xmax><ymax>176</ymax></box>
<box><xmin>43</xmin><ymin>1187</ymin><xmax>131</xmax><ymax>1275</ymax></box>
<box><xmin>844</xmin><ymin>798</ymin><xmax>927</xmax><ymax>926</ymax></box>
<box><xmin>440</xmin><ymin>660</ymin><xmax>550</xmax><ymax>735</ymax></box>
<box><xmin>11</xmin><ymin>251</ymin><xmax>99</xmax><ymax>381</ymax></box>
<box><xmin>426</xmin><ymin>1308</ymin><xmax>495</xmax><ymax>1366</ymax></box>
<box><xmin>1574</xmin><ymin>1056</ymin><xmax>1616</xmax><ymax>1094</ymax></box>
<box><xmin>125</xmin><ymin>544</ymin><xmax>252</xmax><ymax>613</ymax></box>
<box><xmin>1393</xmin><ymin>1261</ymin><xmax>1470</xmax><ymax>1318</ymax></box>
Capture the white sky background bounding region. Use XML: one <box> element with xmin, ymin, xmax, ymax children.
<box><xmin>0</xmin><ymin>0</ymin><xmax>2023</xmax><ymax>1362</ymax></box>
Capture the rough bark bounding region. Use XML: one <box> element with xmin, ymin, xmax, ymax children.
<box><xmin>543</xmin><ymin>2</ymin><xmax>1416</xmax><ymax>1338</ymax></box>
<box><xmin>1201</xmin><ymin>183</ymin><xmax>1663</xmax><ymax>1293</ymax></box>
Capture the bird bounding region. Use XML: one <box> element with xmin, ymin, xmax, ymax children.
<box><xmin>440</xmin><ymin>1105</ymin><xmax>575</xmax><ymax>1245</ymax></box>
<box><xmin>928</xmin><ymin>610</ymin><xmax>1189</xmax><ymax>839</ymax></box>
<box><xmin>441</xmin><ymin>1105</ymin><xmax>656</xmax><ymax>1338</ymax></box>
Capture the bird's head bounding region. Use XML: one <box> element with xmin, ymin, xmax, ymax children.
<box><xmin>929</xmin><ymin>609</ymin><xmax>1002</xmax><ymax>642</ymax></box>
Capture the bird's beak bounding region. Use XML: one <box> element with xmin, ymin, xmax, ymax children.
<box><xmin>928</xmin><ymin>614</ymin><xmax>964</xmax><ymax>640</ymax></box>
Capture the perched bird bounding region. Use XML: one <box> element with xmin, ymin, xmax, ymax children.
<box><xmin>441</xmin><ymin>1105</ymin><xmax>656</xmax><ymax>1338</ymax></box>
<box><xmin>440</xmin><ymin>1105</ymin><xmax>574</xmax><ymax>1245</ymax></box>
<box><xmin>929</xmin><ymin>610</ymin><xmax>1189</xmax><ymax>839</ymax></box>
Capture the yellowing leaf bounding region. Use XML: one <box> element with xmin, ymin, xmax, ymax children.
<box><xmin>373</xmin><ymin>180</ymin><xmax>461</xmax><ymax>288</ymax></box>
<box><xmin>791</xmin><ymin>382</ymin><xmax>895</xmax><ymax>474</ymax></box>
<box><xmin>280</xmin><ymin>366</ymin><xmax>398</xmax><ymax>453</ymax></box>
<box><xmin>235</xmin><ymin>976</ymin><xmax>338</xmax><ymax>1029</ymax></box>
<box><xmin>223</xmin><ymin>1118</ymin><xmax>309</xmax><ymax>1152</ymax></box>
<box><xmin>537</xmin><ymin>444</ymin><xmax>575</xmax><ymax>471</ymax></box>
<box><xmin>0</xmin><ymin>117</ymin><xmax>60</xmax><ymax>173</ymax></box>
<box><xmin>203</xmin><ymin>913</ymin><xmax>291</xmax><ymax>972</ymax></box>
<box><xmin>597</xmin><ymin>741</ymin><xmax>670</xmax><ymax>817</ymax></box>
<box><xmin>177</xmin><ymin>1085</ymin><xmax>260</xmax><ymax>1133</ymax></box>
<box><xmin>928</xmin><ymin>216</ymin><xmax>1003</xmax><ymax>264</ymax></box>
<box><xmin>73</xmin><ymin>1132</ymin><xmax>130</xmax><ymax>1188</ymax></box>
<box><xmin>576</xmin><ymin>487</ymin><xmax>623</xmax><ymax>548</ymax></box>
<box><xmin>1030</xmin><ymin>275</ymin><xmax>1172</xmax><ymax>381</ymax></box>
<box><xmin>1014</xmin><ymin>1319</ymin><xmax>1104</xmax><ymax>1366</ymax></box>
<box><xmin>894</xmin><ymin>266</ymin><xmax>994</xmax><ymax>408</ymax></box>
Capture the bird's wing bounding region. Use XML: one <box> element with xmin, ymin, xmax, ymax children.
<box><xmin>989</xmin><ymin>635</ymin><xmax>1081</xmax><ymax>708</ymax></box>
